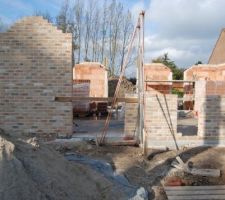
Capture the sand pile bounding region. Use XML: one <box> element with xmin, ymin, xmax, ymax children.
<box><xmin>108</xmin><ymin>77</ymin><xmax>136</xmax><ymax>97</ymax></box>
<box><xmin>0</xmin><ymin>131</ymin><xmax>129</xmax><ymax>200</ymax></box>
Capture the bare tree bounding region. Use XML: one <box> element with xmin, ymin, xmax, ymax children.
<box><xmin>56</xmin><ymin>0</ymin><xmax>70</xmax><ymax>33</ymax></box>
<box><xmin>91</xmin><ymin>6</ymin><xmax>100</xmax><ymax>61</ymax></box>
<box><xmin>83</xmin><ymin>1</ymin><xmax>94</xmax><ymax>61</ymax></box>
<box><xmin>119</xmin><ymin>10</ymin><xmax>133</xmax><ymax>72</ymax></box>
<box><xmin>56</xmin><ymin>0</ymin><xmax>80</xmax><ymax>66</ymax></box>
<box><xmin>73</xmin><ymin>0</ymin><xmax>83</xmax><ymax>63</ymax></box>
<box><xmin>55</xmin><ymin>0</ymin><xmax>134</xmax><ymax>75</ymax></box>
<box><xmin>100</xmin><ymin>0</ymin><xmax>109</xmax><ymax>63</ymax></box>
<box><xmin>108</xmin><ymin>1</ymin><xmax>123</xmax><ymax>76</ymax></box>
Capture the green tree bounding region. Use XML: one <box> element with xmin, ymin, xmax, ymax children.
<box><xmin>195</xmin><ymin>60</ymin><xmax>203</xmax><ymax>65</ymax></box>
<box><xmin>152</xmin><ymin>53</ymin><xmax>183</xmax><ymax>80</ymax></box>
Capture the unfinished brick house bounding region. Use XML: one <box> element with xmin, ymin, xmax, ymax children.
<box><xmin>2</xmin><ymin>16</ymin><xmax>225</xmax><ymax>150</ymax></box>
<box><xmin>183</xmin><ymin>28</ymin><xmax>225</xmax><ymax>111</ymax></box>
<box><xmin>72</xmin><ymin>62</ymin><xmax>108</xmax><ymax>114</ymax></box>
<box><xmin>125</xmin><ymin>29</ymin><xmax>225</xmax><ymax>149</ymax></box>
<box><xmin>184</xmin><ymin>64</ymin><xmax>225</xmax><ymax>81</ymax></box>
<box><xmin>73</xmin><ymin>62</ymin><xmax>108</xmax><ymax>97</ymax></box>
<box><xmin>144</xmin><ymin>63</ymin><xmax>172</xmax><ymax>94</ymax></box>
<box><xmin>184</xmin><ymin>64</ymin><xmax>225</xmax><ymax>112</ymax></box>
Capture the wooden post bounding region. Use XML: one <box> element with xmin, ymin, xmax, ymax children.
<box><xmin>137</xmin><ymin>11</ymin><xmax>145</xmax><ymax>145</ymax></box>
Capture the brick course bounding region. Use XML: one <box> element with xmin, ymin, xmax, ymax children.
<box><xmin>145</xmin><ymin>93</ymin><xmax>177</xmax><ymax>139</ymax></box>
<box><xmin>0</xmin><ymin>17</ymin><xmax>73</xmax><ymax>138</ymax></box>
<box><xmin>198</xmin><ymin>95</ymin><xmax>225</xmax><ymax>138</ymax></box>
<box><xmin>124</xmin><ymin>94</ymin><xmax>138</xmax><ymax>137</ymax></box>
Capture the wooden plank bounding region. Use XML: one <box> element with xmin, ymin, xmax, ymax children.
<box><xmin>166</xmin><ymin>189</ymin><xmax>225</xmax><ymax>196</ymax></box>
<box><xmin>171</xmin><ymin>159</ymin><xmax>220</xmax><ymax>177</ymax></box>
<box><xmin>165</xmin><ymin>185</ymin><xmax>225</xmax><ymax>191</ymax></box>
<box><xmin>176</xmin><ymin>156</ymin><xmax>185</xmax><ymax>165</ymax></box>
<box><xmin>189</xmin><ymin>168</ymin><xmax>221</xmax><ymax>177</ymax></box>
<box><xmin>167</xmin><ymin>194</ymin><xmax>225</xmax><ymax>200</ymax></box>
<box><xmin>55</xmin><ymin>96</ymin><xmax>138</xmax><ymax>103</ymax></box>
<box><xmin>105</xmin><ymin>140</ymin><xmax>138</xmax><ymax>146</ymax></box>
<box><xmin>145</xmin><ymin>80</ymin><xmax>195</xmax><ymax>83</ymax></box>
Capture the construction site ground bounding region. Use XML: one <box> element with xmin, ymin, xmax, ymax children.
<box><xmin>1</xmin><ymin>127</ymin><xmax>225</xmax><ymax>200</ymax></box>
<box><xmin>59</xmin><ymin>142</ymin><xmax>225</xmax><ymax>200</ymax></box>
<box><xmin>73</xmin><ymin>110</ymin><xmax>125</xmax><ymax>141</ymax></box>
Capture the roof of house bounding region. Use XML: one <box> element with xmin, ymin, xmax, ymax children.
<box><xmin>208</xmin><ymin>28</ymin><xmax>225</xmax><ymax>64</ymax></box>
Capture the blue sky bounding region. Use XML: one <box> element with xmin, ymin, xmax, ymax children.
<box><xmin>0</xmin><ymin>0</ymin><xmax>149</xmax><ymax>23</ymax></box>
<box><xmin>1</xmin><ymin>0</ymin><xmax>225</xmax><ymax>68</ymax></box>
<box><xmin>0</xmin><ymin>0</ymin><xmax>62</xmax><ymax>23</ymax></box>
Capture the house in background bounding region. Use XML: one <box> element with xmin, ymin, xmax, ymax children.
<box><xmin>208</xmin><ymin>28</ymin><xmax>225</xmax><ymax>64</ymax></box>
<box><xmin>73</xmin><ymin>62</ymin><xmax>108</xmax><ymax>97</ymax></box>
<box><xmin>72</xmin><ymin>62</ymin><xmax>108</xmax><ymax>115</ymax></box>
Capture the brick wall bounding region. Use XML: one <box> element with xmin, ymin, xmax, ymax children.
<box><xmin>195</xmin><ymin>80</ymin><xmax>225</xmax><ymax>113</ymax></box>
<box><xmin>124</xmin><ymin>94</ymin><xmax>138</xmax><ymax>138</ymax></box>
<box><xmin>195</xmin><ymin>81</ymin><xmax>225</xmax><ymax>139</ymax></box>
<box><xmin>184</xmin><ymin>64</ymin><xmax>225</xmax><ymax>81</ymax></box>
<box><xmin>144</xmin><ymin>63</ymin><xmax>172</xmax><ymax>94</ymax></box>
<box><xmin>198</xmin><ymin>95</ymin><xmax>225</xmax><ymax>139</ymax></box>
<box><xmin>0</xmin><ymin>17</ymin><xmax>73</xmax><ymax>138</ymax></box>
<box><xmin>145</xmin><ymin>93</ymin><xmax>177</xmax><ymax>140</ymax></box>
<box><xmin>124</xmin><ymin>93</ymin><xmax>177</xmax><ymax>144</ymax></box>
<box><xmin>73</xmin><ymin>80</ymin><xmax>90</xmax><ymax>113</ymax></box>
<box><xmin>73</xmin><ymin>62</ymin><xmax>108</xmax><ymax>97</ymax></box>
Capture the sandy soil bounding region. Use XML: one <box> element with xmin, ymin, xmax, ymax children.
<box><xmin>59</xmin><ymin>142</ymin><xmax>225</xmax><ymax>200</ymax></box>
<box><xmin>1</xmin><ymin>126</ymin><xmax>225</xmax><ymax>200</ymax></box>
<box><xmin>0</xmin><ymin>131</ymin><xmax>131</xmax><ymax>200</ymax></box>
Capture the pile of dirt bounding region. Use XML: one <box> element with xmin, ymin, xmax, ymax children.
<box><xmin>108</xmin><ymin>77</ymin><xmax>136</xmax><ymax>97</ymax></box>
<box><xmin>0</xmin><ymin>132</ymin><xmax>131</xmax><ymax>200</ymax></box>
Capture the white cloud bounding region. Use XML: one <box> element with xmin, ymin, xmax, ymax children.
<box><xmin>131</xmin><ymin>0</ymin><xmax>225</xmax><ymax>68</ymax></box>
<box><xmin>130</xmin><ymin>1</ymin><xmax>145</xmax><ymax>20</ymax></box>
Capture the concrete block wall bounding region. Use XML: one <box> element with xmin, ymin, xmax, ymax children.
<box><xmin>0</xmin><ymin>17</ymin><xmax>73</xmax><ymax>139</ymax></box>
<box><xmin>124</xmin><ymin>94</ymin><xmax>138</xmax><ymax>138</ymax></box>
